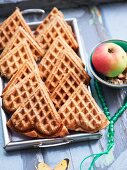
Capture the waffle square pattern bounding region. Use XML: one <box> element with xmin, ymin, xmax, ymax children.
<box><xmin>45</xmin><ymin>49</ymin><xmax>90</xmax><ymax>93</ymax></box>
<box><xmin>51</xmin><ymin>70</ymin><xmax>82</xmax><ymax>110</ymax></box>
<box><xmin>0</xmin><ymin>40</ymin><xmax>36</xmax><ymax>79</ymax></box>
<box><xmin>7</xmin><ymin>82</ymin><xmax>68</xmax><ymax>138</ymax></box>
<box><xmin>38</xmin><ymin>36</ymin><xmax>83</xmax><ymax>81</ymax></box>
<box><xmin>0</xmin><ymin>8</ymin><xmax>32</xmax><ymax>50</ymax></box>
<box><xmin>1</xmin><ymin>27</ymin><xmax>44</xmax><ymax>61</ymax></box>
<box><xmin>35</xmin><ymin>16</ymin><xmax>78</xmax><ymax>54</ymax></box>
<box><xmin>58</xmin><ymin>83</ymin><xmax>109</xmax><ymax>132</ymax></box>
<box><xmin>34</xmin><ymin>7</ymin><xmax>64</xmax><ymax>37</ymax></box>
<box><xmin>2</xmin><ymin>63</ymin><xmax>41</xmax><ymax>112</ymax></box>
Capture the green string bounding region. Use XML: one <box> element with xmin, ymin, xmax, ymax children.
<box><xmin>80</xmin><ymin>79</ymin><xmax>127</xmax><ymax>170</ymax></box>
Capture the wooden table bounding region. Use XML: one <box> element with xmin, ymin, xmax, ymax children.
<box><xmin>0</xmin><ymin>3</ymin><xmax>127</xmax><ymax>170</ymax></box>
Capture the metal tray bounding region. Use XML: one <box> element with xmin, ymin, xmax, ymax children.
<box><xmin>0</xmin><ymin>17</ymin><xmax>102</xmax><ymax>151</ymax></box>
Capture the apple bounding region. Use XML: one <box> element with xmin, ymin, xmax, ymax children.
<box><xmin>92</xmin><ymin>43</ymin><xmax>127</xmax><ymax>77</ymax></box>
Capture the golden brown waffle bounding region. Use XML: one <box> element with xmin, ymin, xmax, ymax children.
<box><xmin>51</xmin><ymin>70</ymin><xmax>82</xmax><ymax>110</ymax></box>
<box><xmin>1</xmin><ymin>27</ymin><xmax>45</xmax><ymax>61</ymax></box>
<box><xmin>2</xmin><ymin>63</ymin><xmax>41</xmax><ymax>112</ymax></box>
<box><xmin>0</xmin><ymin>8</ymin><xmax>33</xmax><ymax>50</ymax></box>
<box><xmin>3</xmin><ymin>73</ymin><xmax>39</xmax><ymax>113</ymax></box>
<box><xmin>35</xmin><ymin>16</ymin><xmax>78</xmax><ymax>52</ymax></box>
<box><xmin>2</xmin><ymin>62</ymin><xmax>34</xmax><ymax>96</ymax></box>
<box><xmin>34</xmin><ymin>7</ymin><xmax>64</xmax><ymax>37</ymax></box>
<box><xmin>7</xmin><ymin>81</ymin><xmax>68</xmax><ymax>138</ymax></box>
<box><xmin>38</xmin><ymin>36</ymin><xmax>84</xmax><ymax>81</ymax></box>
<box><xmin>0</xmin><ymin>40</ymin><xmax>37</xmax><ymax>79</ymax></box>
<box><xmin>45</xmin><ymin>50</ymin><xmax>90</xmax><ymax>93</ymax></box>
<box><xmin>58</xmin><ymin>83</ymin><xmax>109</xmax><ymax>132</ymax></box>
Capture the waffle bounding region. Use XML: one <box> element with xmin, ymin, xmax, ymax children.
<box><xmin>45</xmin><ymin>50</ymin><xmax>90</xmax><ymax>93</ymax></box>
<box><xmin>2</xmin><ymin>63</ymin><xmax>41</xmax><ymax>113</ymax></box>
<box><xmin>0</xmin><ymin>8</ymin><xmax>33</xmax><ymax>50</ymax></box>
<box><xmin>58</xmin><ymin>83</ymin><xmax>109</xmax><ymax>132</ymax></box>
<box><xmin>7</xmin><ymin>81</ymin><xmax>68</xmax><ymax>138</ymax></box>
<box><xmin>0</xmin><ymin>40</ymin><xmax>37</xmax><ymax>79</ymax></box>
<box><xmin>38</xmin><ymin>36</ymin><xmax>84</xmax><ymax>81</ymax></box>
<box><xmin>34</xmin><ymin>7</ymin><xmax>64</xmax><ymax>37</ymax></box>
<box><xmin>3</xmin><ymin>73</ymin><xmax>39</xmax><ymax>113</ymax></box>
<box><xmin>2</xmin><ymin>62</ymin><xmax>34</xmax><ymax>96</ymax></box>
<box><xmin>0</xmin><ymin>27</ymin><xmax>45</xmax><ymax>61</ymax></box>
<box><xmin>51</xmin><ymin>70</ymin><xmax>82</xmax><ymax>110</ymax></box>
<box><xmin>35</xmin><ymin>16</ymin><xmax>78</xmax><ymax>53</ymax></box>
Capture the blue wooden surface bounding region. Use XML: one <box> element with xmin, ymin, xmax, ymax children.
<box><xmin>0</xmin><ymin>3</ymin><xmax>127</xmax><ymax>170</ymax></box>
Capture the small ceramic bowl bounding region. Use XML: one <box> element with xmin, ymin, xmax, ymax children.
<box><xmin>89</xmin><ymin>39</ymin><xmax>127</xmax><ymax>88</ymax></box>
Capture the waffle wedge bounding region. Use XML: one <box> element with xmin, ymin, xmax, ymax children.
<box><xmin>7</xmin><ymin>81</ymin><xmax>68</xmax><ymax>138</ymax></box>
<box><xmin>58</xmin><ymin>83</ymin><xmax>109</xmax><ymax>132</ymax></box>
<box><xmin>0</xmin><ymin>8</ymin><xmax>32</xmax><ymax>50</ymax></box>
<box><xmin>0</xmin><ymin>40</ymin><xmax>37</xmax><ymax>79</ymax></box>
<box><xmin>3</xmin><ymin>73</ymin><xmax>39</xmax><ymax>113</ymax></box>
<box><xmin>35</xmin><ymin>16</ymin><xmax>78</xmax><ymax>53</ymax></box>
<box><xmin>1</xmin><ymin>27</ymin><xmax>45</xmax><ymax>61</ymax></box>
<box><xmin>34</xmin><ymin>7</ymin><xmax>64</xmax><ymax>37</ymax></box>
<box><xmin>2</xmin><ymin>62</ymin><xmax>41</xmax><ymax>112</ymax></box>
<box><xmin>51</xmin><ymin>70</ymin><xmax>82</xmax><ymax>110</ymax></box>
<box><xmin>2</xmin><ymin>62</ymin><xmax>34</xmax><ymax>96</ymax></box>
<box><xmin>45</xmin><ymin>50</ymin><xmax>90</xmax><ymax>93</ymax></box>
<box><xmin>38</xmin><ymin>36</ymin><xmax>84</xmax><ymax>81</ymax></box>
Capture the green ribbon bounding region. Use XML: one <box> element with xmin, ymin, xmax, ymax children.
<box><xmin>80</xmin><ymin>79</ymin><xmax>127</xmax><ymax>170</ymax></box>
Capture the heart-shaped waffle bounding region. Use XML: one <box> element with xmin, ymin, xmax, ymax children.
<box><xmin>58</xmin><ymin>82</ymin><xmax>109</xmax><ymax>132</ymax></box>
<box><xmin>7</xmin><ymin>81</ymin><xmax>68</xmax><ymax>138</ymax></box>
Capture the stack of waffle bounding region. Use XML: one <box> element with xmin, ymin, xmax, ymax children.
<box><xmin>0</xmin><ymin>7</ymin><xmax>109</xmax><ymax>138</ymax></box>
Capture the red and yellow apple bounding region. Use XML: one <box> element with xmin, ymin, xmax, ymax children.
<box><xmin>92</xmin><ymin>43</ymin><xmax>127</xmax><ymax>77</ymax></box>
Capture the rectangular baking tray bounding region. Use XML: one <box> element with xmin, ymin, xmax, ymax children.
<box><xmin>0</xmin><ymin>18</ymin><xmax>102</xmax><ymax>151</ymax></box>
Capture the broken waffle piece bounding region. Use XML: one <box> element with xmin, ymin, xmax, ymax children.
<box><xmin>0</xmin><ymin>8</ymin><xmax>33</xmax><ymax>50</ymax></box>
<box><xmin>35</xmin><ymin>16</ymin><xmax>78</xmax><ymax>53</ymax></box>
<box><xmin>38</xmin><ymin>36</ymin><xmax>84</xmax><ymax>81</ymax></box>
<box><xmin>58</xmin><ymin>83</ymin><xmax>109</xmax><ymax>132</ymax></box>
<box><xmin>45</xmin><ymin>49</ymin><xmax>90</xmax><ymax>93</ymax></box>
<box><xmin>0</xmin><ymin>40</ymin><xmax>37</xmax><ymax>79</ymax></box>
<box><xmin>7</xmin><ymin>81</ymin><xmax>68</xmax><ymax>138</ymax></box>
<box><xmin>0</xmin><ymin>27</ymin><xmax>45</xmax><ymax>61</ymax></box>
<box><xmin>51</xmin><ymin>69</ymin><xmax>82</xmax><ymax>110</ymax></box>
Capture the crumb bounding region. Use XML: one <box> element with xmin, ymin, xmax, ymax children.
<box><xmin>107</xmin><ymin>69</ymin><xmax>127</xmax><ymax>85</ymax></box>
